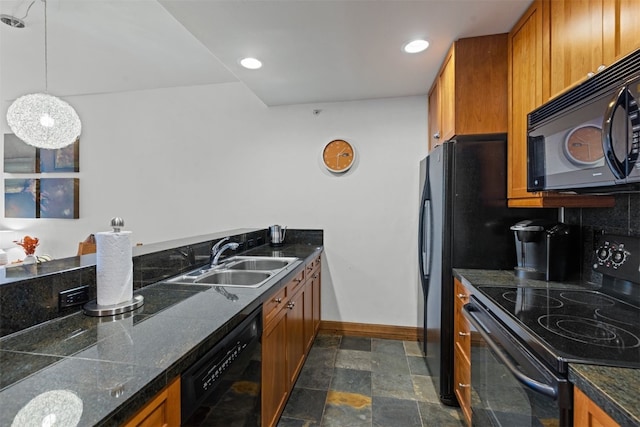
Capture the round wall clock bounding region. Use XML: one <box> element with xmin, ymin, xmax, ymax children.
<box><xmin>322</xmin><ymin>139</ymin><xmax>355</xmax><ymax>173</ymax></box>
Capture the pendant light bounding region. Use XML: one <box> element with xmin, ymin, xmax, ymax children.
<box><xmin>6</xmin><ymin>0</ymin><xmax>81</xmax><ymax>149</ymax></box>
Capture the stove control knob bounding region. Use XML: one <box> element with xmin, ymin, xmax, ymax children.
<box><xmin>611</xmin><ymin>250</ymin><xmax>626</xmax><ymax>266</ymax></box>
<box><xmin>596</xmin><ymin>246</ymin><xmax>610</xmax><ymax>262</ymax></box>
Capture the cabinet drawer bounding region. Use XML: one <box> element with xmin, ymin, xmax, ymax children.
<box><xmin>264</xmin><ymin>286</ymin><xmax>287</xmax><ymax>325</ymax></box>
<box><xmin>454</xmin><ymin>309</ymin><xmax>471</xmax><ymax>363</ymax></box>
<box><xmin>454</xmin><ymin>279</ymin><xmax>470</xmax><ymax>301</ymax></box>
<box><xmin>305</xmin><ymin>255</ymin><xmax>322</xmax><ymax>274</ymax></box>
<box><xmin>288</xmin><ymin>270</ymin><xmax>305</xmax><ymax>294</ymax></box>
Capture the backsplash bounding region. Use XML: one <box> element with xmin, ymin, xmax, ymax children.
<box><xmin>564</xmin><ymin>192</ymin><xmax>640</xmax><ymax>283</ymax></box>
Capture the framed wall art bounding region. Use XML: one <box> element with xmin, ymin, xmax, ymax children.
<box><xmin>4</xmin><ymin>134</ymin><xmax>36</xmax><ymax>173</ymax></box>
<box><xmin>40</xmin><ymin>139</ymin><xmax>80</xmax><ymax>172</ymax></box>
<box><xmin>39</xmin><ymin>178</ymin><xmax>79</xmax><ymax>219</ymax></box>
<box><xmin>5</xmin><ymin>178</ymin><xmax>37</xmax><ymax>218</ymax></box>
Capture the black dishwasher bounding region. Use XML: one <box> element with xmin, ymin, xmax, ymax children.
<box><xmin>182</xmin><ymin>306</ymin><xmax>262</xmax><ymax>426</ymax></box>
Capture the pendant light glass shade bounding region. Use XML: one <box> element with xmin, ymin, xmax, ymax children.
<box><xmin>7</xmin><ymin>93</ymin><xmax>81</xmax><ymax>149</ymax></box>
<box><xmin>5</xmin><ymin>0</ymin><xmax>81</xmax><ymax>150</ymax></box>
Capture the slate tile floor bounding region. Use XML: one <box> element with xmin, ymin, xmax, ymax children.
<box><xmin>278</xmin><ymin>334</ymin><xmax>465</xmax><ymax>427</ymax></box>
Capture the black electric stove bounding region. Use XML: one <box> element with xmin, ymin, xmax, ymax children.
<box><xmin>473</xmin><ymin>234</ymin><xmax>640</xmax><ymax>374</ymax></box>
<box><xmin>475</xmin><ymin>286</ymin><xmax>640</xmax><ymax>373</ymax></box>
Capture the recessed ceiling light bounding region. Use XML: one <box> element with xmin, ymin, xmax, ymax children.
<box><xmin>404</xmin><ymin>39</ymin><xmax>429</xmax><ymax>54</ymax></box>
<box><xmin>240</xmin><ymin>57</ymin><xmax>262</xmax><ymax>70</ymax></box>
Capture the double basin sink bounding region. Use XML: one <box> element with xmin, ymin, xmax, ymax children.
<box><xmin>165</xmin><ymin>256</ymin><xmax>300</xmax><ymax>288</ymax></box>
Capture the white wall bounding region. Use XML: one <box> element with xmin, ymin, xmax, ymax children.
<box><xmin>1</xmin><ymin>83</ymin><xmax>427</xmax><ymax>327</ymax></box>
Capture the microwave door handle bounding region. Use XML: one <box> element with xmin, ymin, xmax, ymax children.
<box><xmin>463</xmin><ymin>304</ymin><xmax>558</xmax><ymax>399</ymax></box>
<box><xmin>602</xmin><ymin>86</ymin><xmax>628</xmax><ymax>179</ymax></box>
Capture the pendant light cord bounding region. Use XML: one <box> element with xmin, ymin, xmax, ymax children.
<box><xmin>14</xmin><ymin>0</ymin><xmax>36</xmax><ymax>20</ymax></box>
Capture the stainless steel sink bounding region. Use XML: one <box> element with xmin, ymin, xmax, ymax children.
<box><xmin>227</xmin><ymin>259</ymin><xmax>290</xmax><ymax>271</ymax></box>
<box><xmin>194</xmin><ymin>270</ymin><xmax>272</xmax><ymax>286</ymax></box>
<box><xmin>164</xmin><ymin>255</ymin><xmax>300</xmax><ymax>288</ymax></box>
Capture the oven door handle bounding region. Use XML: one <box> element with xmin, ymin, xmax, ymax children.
<box><xmin>463</xmin><ymin>304</ymin><xmax>558</xmax><ymax>399</ymax></box>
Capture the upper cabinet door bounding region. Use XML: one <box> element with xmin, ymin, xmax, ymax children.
<box><xmin>428</xmin><ymin>83</ymin><xmax>441</xmax><ymax>151</ymax></box>
<box><xmin>549</xmin><ymin>0</ymin><xmax>640</xmax><ymax>100</ymax></box>
<box><xmin>508</xmin><ymin>0</ymin><xmax>544</xmax><ymax>201</ymax></box>
<box><xmin>439</xmin><ymin>51</ymin><xmax>456</xmax><ymax>142</ymax></box>
<box><xmin>549</xmin><ymin>0</ymin><xmax>605</xmax><ymax>99</ymax></box>
<box><xmin>603</xmin><ymin>0</ymin><xmax>640</xmax><ymax>64</ymax></box>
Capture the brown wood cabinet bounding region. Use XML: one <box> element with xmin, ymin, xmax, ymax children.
<box><xmin>506</xmin><ymin>0</ymin><xmax>615</xmax><ymax>208</ymax></box>
<box><xmin>123</xmin><ymin>377</ymin><xmax>181</xmax><ymax>427</ymax></box>
<box><xmin>574</xmin><ymin>387</ymin><xmax>621</xmax><ymax>427</ymax></box>
<box><xmin>261</xmin><ymin>254</ymin><xmax>322</xmax><ymax>427</ymax></box>
<box><xmin>549</xmin><ymin>0</ymin><xmax>640</xmax><ymax>99</ymax></box>
<box><xmin>262</xmin><ymin>304</ymin><xmax>289</xmax><ymax>427</ymax></box>
<box><xmin>311</xmin><ymin>258</ymin><xmax>321</xmax><ymax>336</ymax></box>
<box><xmin>453</xmin><ymin>278</ymin><xmax>472</xmax><ymax>426</ymax></box>
<box><xmin>614</xmin><ymin>0</ymin><xmax>640</xmax><ymax>60</ymax></box>
<box><xmin>286</xmin><ymin>286</ymin><xmax>306</xmax><ymax>385</ymax></box>
<box><xmin>428</xmin><ymin>34</ymin><xmax>508</xmax><ymax>151</ymax></box>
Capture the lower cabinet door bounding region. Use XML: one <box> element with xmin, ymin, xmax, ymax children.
<box><xmin>304</xmin><ymin>279</ymin><xmax>315</xmax><ymax>352</ymax></box>
<box><xmin>287</xmin><ymin>288</ymin><xmax>306</xmax><ymax>386</ymax></box>
<box><xmin>123</xmin><ymin>377</ymin><xmax>181</xmax><ymax>427</ymax></box>
<box><xmin>574</xmin><ymin>388</ymin><xmax>620</xmax><ymax>427</ymax></box>
<box><xmin>312</xmin><ymin>270</ymin><xmax>321</xmax><ymax>334</ymax></box>
<box><xmin>262</xmin><ymin>310</ymin><xmax>288</xmax><ymax>427</ymax></box>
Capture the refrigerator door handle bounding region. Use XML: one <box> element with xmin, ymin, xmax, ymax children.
<box><xmin>419</xmin><ymin>159</ymin><xmax>432</xmax><ymax>283</ymax></box>
<box><xmin>423</xmin><ymin>200</ymin><xmax>432</xmax><ymax>278</ymax></box>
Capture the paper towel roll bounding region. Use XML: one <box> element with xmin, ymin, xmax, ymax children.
<box><xmin>96</xmin><ymin>231</ymin><xmax>133</xmax><ymax>306</ymax></box>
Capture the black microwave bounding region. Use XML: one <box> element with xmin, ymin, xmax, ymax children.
<box><xmin>527</xmin><ymin>49</ymin><xmax>640</xmax><ymax>193</ymax></box>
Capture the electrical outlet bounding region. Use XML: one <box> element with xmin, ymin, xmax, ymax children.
<box><xmin>58</xmin><ymin>285</ymin><xmax>89</xmax><ymax>310</ymax></box>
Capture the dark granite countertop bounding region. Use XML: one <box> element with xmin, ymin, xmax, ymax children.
<box><xmin>569</xmin><ymin>364</ymin><xmax>640</xmax><ymax>426</ymax></box>
<box><xmin>0</xmin><ymin>242</ymin><xmax>322</xmax><ymax>426</ymax></box>
<box><xmin>453</xmin><ymin>269</ymin><xmax>639</xmax><ymax>426</ymax></box>
<box><xmin>453</xmin><ymin>268</ymin><xmax>599</xmax><ymax>290</ymax></box>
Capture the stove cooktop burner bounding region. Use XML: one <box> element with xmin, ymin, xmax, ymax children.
<box><xmin>538</xmin><ymin>314</ymin><xmax>640</xmax><ymax>348</ymax></box>
<box><xmin>596</xmin><ymin>308</ymin><xmax>637</xmax><ymax>326</ymax></box>
<box><xmin>558</xmin><ymin>291</ymin><xmax>616</xmax><ymax>307</ymax></box>
<box><xmin>502</xmin><ymin>289</ymin><xmax>564</xmax><ymax>308</ymax></box>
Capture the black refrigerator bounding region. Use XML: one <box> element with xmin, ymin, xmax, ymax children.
<box><xmin>417</xmin><ymin>136</ymin><xmax>555</xmax><ymax>406</ymax></box>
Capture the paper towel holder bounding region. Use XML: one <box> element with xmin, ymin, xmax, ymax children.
<box><xmin>84</xmin><ymin>217</ymin><xmax>144</xmax><ymax>317</ymax></box>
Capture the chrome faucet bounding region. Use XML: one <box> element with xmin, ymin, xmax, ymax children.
<box><xmin>210</xmin><ymin>237</ymin><xmax>240</xmax><ymax>267</ymax></box>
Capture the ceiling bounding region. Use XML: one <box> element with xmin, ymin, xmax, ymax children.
<box><xmin>0</xmin><ymin>0</ymin><xmax>532</xmax><ymax>107</ymax></box>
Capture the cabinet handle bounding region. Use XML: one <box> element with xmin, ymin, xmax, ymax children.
<box><xmin>458</xmin><ymin>383</ymin><xmax>470</xmax><ymax>389</ymax></box>
<box><xmin>587</xmin><ymin>71</ymin><xmax>595</xmax><ymax>78</ymax></box>
<box><xmin>273</xmin><ymin>298</ymin><xmax>282</xmax><ymax>304</ymax></box>
<box><xmin>597</xmin><ymin>64</ymin><xmax>606</xmax><ymax>72</ymax></box>
<box><xmin>457</xmin><ymin>293</ymin><xmax>468</xmax><ymax>300</ymax></box>
<box><xmin>458</xmin><ymin>331</ymin><xmax>470</xmax><ymax>337</ymax></box>
<box><xmin>294</xmin><ymin>278</ymin><xmax>302</xmax><ymax>283</ymax></box>
<box><xmin>433</xmin><ymin>132</ymin><xmax>440</xmax><ymax>140</ymax></box>
<box><xmin>287</xmin><ymin>301</ymin><xmax>295</xmax><ymax>309</ymax></box>
<box><xmin>313</xmin><ymin>274</ymin><xmax>318</xmax><ymax>279</ymax></box>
